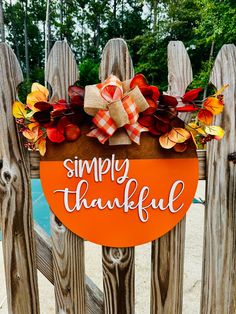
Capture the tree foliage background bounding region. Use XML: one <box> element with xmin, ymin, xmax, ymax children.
<box><xmin>1</xmin><ymin>0</ymin><xmax>235</xmax><ymax>94</ymax></box>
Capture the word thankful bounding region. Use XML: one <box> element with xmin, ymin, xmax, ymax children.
<box><xmin>54</xmin><ymin>155</ymin><xmax>185</xmax><ymax>223</ymax></box>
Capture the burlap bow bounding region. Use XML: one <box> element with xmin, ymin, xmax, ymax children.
<box><xmin>84</xmin><ymin>75</ymin><xmax>149</xmax><ymax>145</ymax></box>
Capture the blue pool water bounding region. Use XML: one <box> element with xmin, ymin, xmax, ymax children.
<box><xmin>0</xmin><ymin>180</ymin><xmax>204</xmax><ymax>240</ymax></box>
<box><xmin>32</xmin><ymin>179</ymin><xmax>51</xmax><ymax>235</ymax></box>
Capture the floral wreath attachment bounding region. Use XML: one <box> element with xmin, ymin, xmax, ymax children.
<box><xmin>13</xmin><ymin>75</ymin><xmax>227</xmax><ymax>156</ymax></box>
<box><xmin>13</xmin><ymin>83</ymin><xmax>86</xmax><ymax>156</ymax></box>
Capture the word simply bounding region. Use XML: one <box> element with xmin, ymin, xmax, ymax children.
<box><xmin>55</xmin><ymin>155</ymin><xmax>185</xmax><ymax>223</ymax></box>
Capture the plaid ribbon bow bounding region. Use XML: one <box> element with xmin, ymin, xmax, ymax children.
<box><xmin>84</xmin><ymin>75</ymin><xmax>149</xmax><ymax>145</ymax></box>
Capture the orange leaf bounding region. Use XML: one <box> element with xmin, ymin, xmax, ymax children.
<box><xmin>31</xmin><ymin>83</ymin><xmax>49</xmax><ymax>100</ymax></box>
<box><xmin>26</xmin><ymin>91</ymin><xmax>47</xmax><ymax>111</ymax></box>
<box><xmin>28</xmin><ymin>122</ymin><xmax>39</xmax><ymax>131</ymax></box>
<box><xmin>37</xmin><ymin>137</ymin><xmax>46</xmax><ymax>156</ymax></box>
<box><xmin>197</xmin><ymin>109</ymin><xmax>213</xmax><ymax>125</ymax></box>
<box><xmin>189</xmin><ymin>131</ymin><xmax>198</xmax><ymax>148</ymax></box>
<box><xmin>22</xmin><ymin>129</ymin><xmax>37</xmax><ymax>140</ymax></box>
<box><xmin>159</xmin><ymin>133</ymin><xmax>176</xmax><ymax>149</ymax></box>
<box><xmin>203</xmin><ymin>97</ymin><xmax>224</xmax><ymax>115</ymax></box>
<box><xmin>13</xmin><ymin>101</ymin><xmax>26</xmax><ymax>118</ymax></box>
<box><xmin>168</xmin><ymin>128</ymin><xmax>191</xmax><ymax>143</ymax></box>
<box><xmin>173</xmin><ymin>143</ymin><xmax>188</xmax><ymax>152</ymax></box>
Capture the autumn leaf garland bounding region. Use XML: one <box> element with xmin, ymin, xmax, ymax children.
<box><xmin>13</xmin><ymin>83</ymin><xmax>86</xmax><ymax>156</ymax></box>
<box><xmin>135</xmin><ymin>74</ymin><xmax>227</xmax><ymax>152</ymax></box>
<box><xmin>12</xmin><ymin>75</ymin><xmax>226</xmax><ymax>155</ymax></box>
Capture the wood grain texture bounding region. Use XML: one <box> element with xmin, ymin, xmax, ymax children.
<box><xmin>150</xmin><ymin>41</ymin><xmax>193</xmax><ymax>314</ymax></box>
<box><xmin>201</xmin><ymin>44</ymin><xmax>236</xmax><ymax>314</ymax></box>
<box><xmin>99</xmin><ymin>38</ymin><xmax>134</xmax><ymax>82</ymax></box>
<box><xmin>34</xmin><ymin>224</ymin><xmax>104</xmax><ymax>314</ymax></box>
<box><xmin>51</xmin><ymin>215</ymin><xmax>86</xmax><ymax>313</ymax></box>
<box><xmin>45</xmin><ymin>39</ymin><xmax>79</xmax><ymax>102</ymax></box>
<box><xmin>0</xmin><ymin>43</ymin><xmax>40</xmax><ymax>313</ymax></box>
<box><xmin>100</xmin><ymin>39</ymin><xmax>135</xmax><ymax>314</ymax></box>
<box><xmin>46</xmin><ymin>40</ymin><xmax>86</xmax><ymax>314</ymax></box>
<box><xmin>30</xmin><ymin>149</ymin><xmax>206</xmax><ymax>179</ymax></box>
<box><xmin>167</xmin><ymin>41</ymin><xmax>193</xmax><ymax>123</ymax></box>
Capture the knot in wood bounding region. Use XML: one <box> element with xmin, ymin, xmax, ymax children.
<box><xmin>110</xmin><ymin>248</ymin><xmax>122</xmax><ymax>263</ymax></box>
<box><xmin>3</xmin><ymin>171</ymin><xmax>11</xmax><ymax>183</ymax></box>
<box><xmin>228</xmin><ymin>152</ymin><xmax>236</xmax><ymax>163</ymax></box>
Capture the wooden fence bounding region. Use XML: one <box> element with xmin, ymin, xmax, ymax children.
<box><xmin>0</xmin><ymin>38</ymin><xmax>235</xmax><ymax>314</ymax></box>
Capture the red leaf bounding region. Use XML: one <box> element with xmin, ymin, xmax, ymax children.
<box><xmin>143</xmin><ymin>107</ymin><xmax>157</xmax><ymax>115</ymax></box>
<box><xmin>57</xmin><ymin>116</ymin><xmax>72</xmax><ymax>134</ymax></box>
<box><xmin>130</xmin><ymin>74</ymin><xmax>148</xmax><ymax>89</ymax></box>
<box><xmin>182</xmin><ymin>88</ymin><xmax>202</xmax><ymax>103</ymax></box>
<box><xmin>68</xmin><ymin>85</ymin><xmax>85</xmax><ymax>98</ymax></box>
<box><xmin>47</xmin><ymin>126</ymin><xmax>65</xmax><ymax>143</ymax></box>
<box><xmin>65</xmin><ymin>124</ymin><xmax>81</xmax><ymax>141</ymax></box>
<box><xmin>70</xmin><ymin>96</ymin><xmax>84</xmax><ymax>107</ymax></box>
<box><xmin>34</xmin><ymin>101</ymin><xmax>53</xmax><ymax>111</ymax></box>
<box><xmin>139</xmin><ymin>86</ymin><xmax>160</xmax><ymax>101</ymax></box>
<box><xmin>177</xmin><ymin>105</ymin><xmax>199</xmax><ymax>112</ymax></box>
<box><xmin>146</xmin><ymin>97</ymin><xmax>157</xmax><ymax>108</ymax></box>
<box><xmin>150</xmin><ymin>86</ymin><xmax>160</xmax><ymax>101</ymax></box>
<box><xmin>197</xmin><ymin>109</ymin><xmax>213</xmax><ymax>125</ymax></box>
<box><xmin>33</xmin><ymin>111</ymin><xmax>51</xmax><ymax>124</ymax></box>
<box><xmin>159</xmin><ymin>95</ymin><xmax>178</xmax><ymax>107</ymax></box>
<box><xmin>138</xmin><ymin>115</ymin><xmax>155</xmax><ymax>127</ymax></box>
<box><xmin>155</xmin><ymin>121</ymin><xmax>171</xmax><ymax>134</ymax></box>
<box><xmin>53</xmin><ymin>100</ymin><xmax>68</xmax><ymax>111</ymax></box>
<box><xmin>148</xmin><ymin>126</ymin><xmax>161</xmax><ymax>136</ymax></box>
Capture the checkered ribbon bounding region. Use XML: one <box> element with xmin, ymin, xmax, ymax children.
<box><xmin>85</xmin><ymin>75</ymin><xmax>149</xmax><ymax>145</ymax></box>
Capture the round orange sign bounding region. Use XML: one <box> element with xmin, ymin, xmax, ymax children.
<box><xmin>40</xmin><ymin>150</ymin><xmax>198</xmax><ymax>247</ymax></box>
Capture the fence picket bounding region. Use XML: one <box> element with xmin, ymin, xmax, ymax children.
<box><xmin>46</xmin><ymin>40</ymin><xmax>86</xmax><ymax>314</ymax></box>
<box><xmin>100</xmin><ymin>38</ymin><xmax>135</xmax><ymax>314</ymax></box>
<box><xmin>201</xmin><ymin>44</ymin><xmax>236</xmax><ymax>314</ymax></box>
<box><xmin>150</xmin><ymin>41</ymin><xmax>193</xmax><ymax>314</ymax></box>
<box><xmin>167</xmin><ymin>41</ymin><xmax>193</xmax><ymax>123</ymax></box>
<box><xmin>0</xmin><ymin>43</ymin><xmax>40</xmax><ymax>313</ymax></box>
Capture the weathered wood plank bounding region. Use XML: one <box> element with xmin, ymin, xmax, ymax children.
<box><xmin>34</xmin><ymin>224</ymin><xmax>104</xmax><ymax>314</ymax></box>
<box><xmin>0</xmin><ymin>43</ymin><xmax>40</xmax><ymax>313</ymax></box>
<box><xmin>151</xmin><ymin>41</ymin><xmax>193</xmax><ymax>314</ymax></box>
<box><xmin>51</xmin><ymin>215</ymin><xmax>86</xmax><ymax>313</ymax></box>
<box><xmin>99</xmin><ymin>38</ymin><xmax>134</xmax><ymax>82</ymax></box>
<box><xmin>201</xmin><ymin>44</ymin><xmax>236</xmax><ymax>314</ymax></box>
<box><xmin>100</xmin><ymin>38</ymin><xmax>135</xmax><ymax>314</ymax></box>
<box><xmin>168</xmin><ymin>41</ymin><xmax>193</xmax><ymax>123</ymax></box>
<box><xmin>46</xmin><ymin>40</ymin><xmax>86</xmax><ymax>314</ymax></box>
<box><xmin>29</xmin><ymin>149</ymin><xmax>206</xmax><ymax>180</ymax></box>
<box><xmin>45</xmin><ymin>39</ymin><xmax>79</xmax><ymax>102</ymax></box>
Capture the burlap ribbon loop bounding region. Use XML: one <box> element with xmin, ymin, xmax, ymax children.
<box><xmin>84</xmin><ymin>74</ymin><xmax>149</xmax><ymax>145</ymax></box>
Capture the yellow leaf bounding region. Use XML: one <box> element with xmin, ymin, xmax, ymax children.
<box><xmin>214</xmin><ymin>84</ymin><xmax>229</xmax><ymax>96</ymax></box>
<box><xmin>205</xmin><ymin>126</ymin><xmax>225</xmax><ymax>139</ymax></box>
<box><xmin>159</xmin><ymin>133</ymin><xmax>176</xmax><ymax>149</ymax></box>
<box><xmin>187</xmin><ymin>123</ymin><xmax>206</xmax><ymax>136</ymax></box>
<box><xmin>31</xmin><ymin>83</ymin><xmax>49</xmax><ymax>100</ymax></box>
<box><xmin>37</xmin><ymin>137</ymin><xmax>46</xmax><ymax>156</ymax></box>
<box><xmin>28</xmin><ymin>122</ymin><xmax>39</xmax><ymax>131</ymax></box>
<box><xmin>203</xmin><ymin>97</ymin><xmax>224</xmax><ymax>115</ymax></box>
<box><xmin>12</xmin><ymin>101</ymin><xmax>26</xmax><ymax>118</ymax></box>
<box><xmin>168</xmin><ymin>127</ymin><xmax>191</xmax><ymax>143</ymax></box>
<box><xmin>26</xmin><ymin>91</ymin><xmax>47</xmax><ymax>111</ymax></box>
